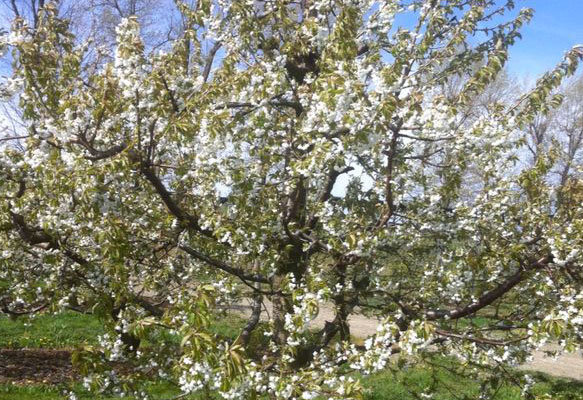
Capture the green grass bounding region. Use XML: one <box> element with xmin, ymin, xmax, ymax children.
<box><xmin>0</xmin><ymin>382</ymin><xmax>192</xmax><ymax>400</ymax></box>
<box><xmin>361</xmin><ymin>366</ymin><xmax>583</xmax><ymax>400</ymax></box>
<box><xmin>0</xmin><ymin>310</ymin><xmax>245</xmax><ymax>349</ymax></box>
<box><xmin>1</xmin><ymin>312</ymin><xmax>583</xmax><ymax>399</ymax></box>
<box><xmin>0</xmin><ymin>312</ymin><xmax>105</xmax><ymax>348</ymax></box>
<box><xmin>0</xmin><ymin>384</ymin><xmax>119</xmax><ymax>400</ymax></box>
<box><xmin>4</xmin><ymin>371</ymin><xmax>583</xmax><ymax>400</ymax></box>
<box><xmin>209</xmin><ymin>312</ymin><xmax>246</xmax><ymax>339</ymax></box>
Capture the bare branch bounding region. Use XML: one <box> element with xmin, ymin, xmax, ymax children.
<box><xmin>0</xmin><ymin>135</ymin><xmax>29</xmax><ymax>142</ymax></box>
<box><xmin>203</xmin><ymin>41</ymin><xmax>222</xmax><ymax>83</ymax></box>
<box><xmin>435</xmin><ymin>329</ymin><xmax>528</xmax><ymax>346</ymax></box>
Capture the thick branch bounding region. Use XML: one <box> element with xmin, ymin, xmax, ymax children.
<box><xmin>320</xmin><ymin>166</ymin><xmax>353</xmax><ymax>204</ymax></box>
<box><xmin>376</xmin><ymin>122</ymin><xmax>401</xmax><ymax>229</ymax></box>
<box><xmin>84</xmin><ymin>143</ymin><xmax>127</xmax><ymax>160</ymax></box>
<box><xmin>139</xmin><ymin>163</ymin><xmax>215</xmax><ymax>238</ymax></box>
<box><xmin>397</xmin><ymin>132</ymin><xmax>455</xmax><ymax>142</ymax></box>
<box><xmin>178</xmin><ymin>244</ymin><xmax>270</xmax><ymax>284</ymax></box>
<box><xmin>1</xmin><ymin>302</ymin><xmax>48</xmax><ymax>316</ymax></box>
<box><xmin>426</xmin><ymin>255</ymin><xmax>551</xmax><ymax>320</ymax></box>
<box><xmin>10</xmin><ymin>211</ymin><xmax>56</xmax><ymax>247</ymax></box>
<box><xmin>203</xmin><ymin>41</ymin><xmax>222</xmax><ymax>83</ymax></box>
<box><xmin>10</xmin><ymin>210</ymin><xmax>164</xmax><ymax>316</ymax></box>
<box><xmin>239</xmin><ymin>294</ymin><xmax>262</xmax><ymax>345</ymax></box>
<box><xmin>9</xmin><ymin>0</ymin><xmax>20</xmax><ymax>18</ymax></box>
<box><xmin>135</xmin><ymin>296</ymin><xmax>165</xmax><ymax>317</ymax></box>
<box><xmin>216</xmin><ymin>100</ymin><xmax>303</xmax><ymax>115</ymax></box>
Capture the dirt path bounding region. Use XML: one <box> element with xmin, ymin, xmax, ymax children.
<box><xmin>0</xmin><ymin>349</ymin><xmax>76</xmax><ymax>384</ymax></box>
<box><xmin>521</xmin><ymin>347</ymin><xmax>583</xmax><ymax>380</ymax></box>
<box><xmin>233</xmin><ymin>299</ymin><xmax>583</xmax><ymax>381</ymax></box>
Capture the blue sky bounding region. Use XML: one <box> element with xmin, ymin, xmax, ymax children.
<box><xmin>389</xmin><ymin>0</ymin><xmax>583</xmax><ymax>81</ymax></box>
<box><xmin>507</xmin><ymin>0</ymin><xmax>583</xmax><ymax>78</ymax></box>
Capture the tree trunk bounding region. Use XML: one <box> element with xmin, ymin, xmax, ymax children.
<box><xmin>272</xmin><ymin>274</ymin><xmax>291</xmax><ymax>346</ymax></box>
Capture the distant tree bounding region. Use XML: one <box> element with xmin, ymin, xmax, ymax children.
<box><xmin>0</xmin><ymin>0</ymin><xmax>182</xmax><ymax>146</ymax></box>
<box><xmin>553</xmin><ymin>77</ymin><xmax>583</xmax><ymax>188</ymax></box>
<box><xmin>1</xmin><ymin>1</ymin><xmax>583</xmax><ymax>399</ymax></box>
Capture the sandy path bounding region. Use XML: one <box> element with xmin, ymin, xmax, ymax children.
<box><xmin>232</xmin><ymin>299</ymin><xmax>583</xmax><ymax>381</ymax></box>
<box><xmin>521</xmin><ymin>347</ymin><xmax>583</xmax><ymax>380</ymax></box>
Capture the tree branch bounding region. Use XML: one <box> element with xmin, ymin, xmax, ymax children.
<box><xmin>84</xmin><ymin>143</ymin><xmax>128</xmax><ymax>161</ymax></box>
<box><xmin>426</xmin><ymin>255</ymin><xmax>551</xmax><ymax>320</ymax></box>
<box><xmin>435</xmin><ymin>329</ymin><xmax>528</xmax><ymax>346</ymax></box>
<box><xmin>139</xmin><ymin>162</ymin><xmax>215</xmax><ymax>238</ymax></box>
<box><xmin>178</xmin><ymin>244</ymin><xmax>270</xmax><ymax>284</ymax></box>
<box><xmin>238</xmin><ymin>293</ymin><xmax>262</xmax><ymax>345</ymax></box>
<box><xmin>203</xmin><ymin>41</ymin><xmax>221</xmax><ymax>83</ymax></box>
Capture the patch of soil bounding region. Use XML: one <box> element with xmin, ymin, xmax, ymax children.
<box><xmin>0</xmin><ymin>348</ymin><xmax>77</xmax><ymax>385</ymax></box>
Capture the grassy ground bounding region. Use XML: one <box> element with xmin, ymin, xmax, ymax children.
<box><xmin>3</xmin><ymin>366</ymin><xmax>583</xmax><ymax>400</ymax></box>
<box><xmin>0</xmin><ymin>382</ymin><xmax>184</xmax><ymax>400</ymax></box>
<box><xmin>0</xmin><ymin>312</ymin><xmax>105</xmax><ymax>349</ymax></box>
<box><xmin>1</xmin><ymin>312</ymin><xmax>583</xmax><ymax>399</ymax></box>
<box><xmin>361</xmin><ymin>364</ymin><xmax>583</xmax><ymax>400</ymax></box>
